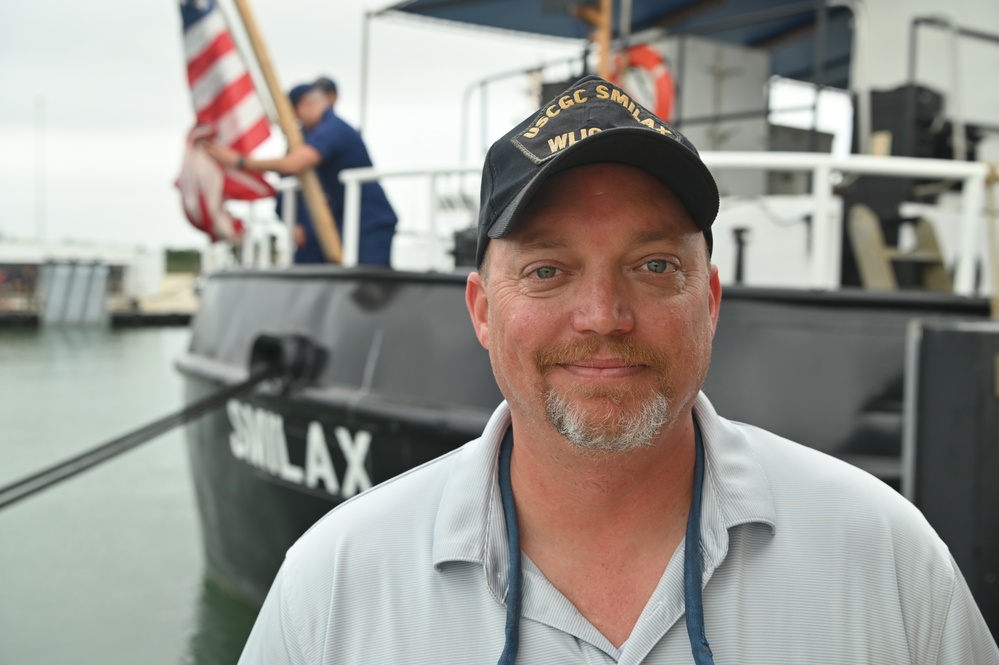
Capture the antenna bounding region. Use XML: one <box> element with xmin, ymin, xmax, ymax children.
<box><xmin>34</xmin><ymin>96</ymin><xmax>46</xmax><ymax>241</ymax></box>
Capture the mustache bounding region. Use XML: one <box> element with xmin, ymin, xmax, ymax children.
<box><xmin>535</xmin><ymin>337</ymin><xmax>672</xmax><ymax>375</ymax></box>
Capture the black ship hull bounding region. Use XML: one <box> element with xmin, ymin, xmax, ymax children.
<box><xmin>179</xmin><ymin>266</ymin><xmax>992</xmax><ymax>608</ymax></box>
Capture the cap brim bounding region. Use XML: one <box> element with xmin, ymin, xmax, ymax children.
<box><xmin>487</xmin><ymin>127</ymin><xmax>719</xmax><ymax>240</ymax></box>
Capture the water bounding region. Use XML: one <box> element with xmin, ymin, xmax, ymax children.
<box><xmin>0</xmin><ymin>327</ymin><xmax>257</xmax><ymax>665</ymax></box>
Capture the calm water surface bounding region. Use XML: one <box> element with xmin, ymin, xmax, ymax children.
<box><xmin>0</xmin><ymin>327</ymin><xmax>257</xmax><ymax>665</ymax></box>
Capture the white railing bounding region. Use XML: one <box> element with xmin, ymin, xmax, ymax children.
<box><xmin>708</xmin><ymin>153</ymin><xmax>990</xmax><ymax>293</ymax></box>
<box><xmin>339</xmin><ymin>164</ymin><xmax>481</xmax><ymax>269</ymax></box>
<box><xmin>247</xmin><ymin>177</ymin><xmax>296</xmax><ymax>269</ymax></box>
<box><xmin>201</xmin><ymin>177</ymin><xmax>298</xmax><ymax>274</ymax></box>
<box><xmin>340</xmin><ymin>153</ymin><xmax>991</xmax><ymax>294</ymax></box>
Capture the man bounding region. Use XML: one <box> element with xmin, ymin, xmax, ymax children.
<box><xmin>237</xmin><ymin>77</ymin><xmax>999</xmax><ymax>663</ymax></box>
<box><xmin>206</xmin><ymin>81</ymin><xmax>397</xmax><ymax>266</ymax></box>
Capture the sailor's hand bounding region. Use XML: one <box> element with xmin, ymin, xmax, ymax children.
<box><xmin>203</xmin><ymin>142</ymin><xmax>243</xmax><ymax>169</ymax></box>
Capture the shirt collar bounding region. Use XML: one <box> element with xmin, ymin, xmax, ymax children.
<box><xmin>431</xmin><ymin>394</ymin><xmax>778</xmax><ymax>594</ymax></box>
<box><xmin>432</xmin><ymin>402</ymin><xmax>511</xmax><ymax>601</ymax></box>
<box><xmin>693</xmin><ymin>392</ymin><xmax>778</xmax><ymax>579</ymax></box>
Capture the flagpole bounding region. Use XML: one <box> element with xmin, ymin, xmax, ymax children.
<box><xmin>230</xmin><ymin>0</ymin><xmax>343</xmax><ymax>264</ymax></box>
<box><xmin>215</xmin><ymin>0</ymin><xmax>278</xmax><ymax>125</ymax></box>
<box><xmin>574</xmin><ymin>0</ymin><xmax>613</xmax><ymax>79</ymax></box>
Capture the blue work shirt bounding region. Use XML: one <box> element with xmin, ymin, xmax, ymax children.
<box><xmin>290</xmin><ymin>108</ymin><xmax>397</xmax><ymax>266</ymax></box>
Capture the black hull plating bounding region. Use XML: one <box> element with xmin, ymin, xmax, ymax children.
<box><xmin>180</xmin><ymin>268</ymin><xmax>500</xmax><ymax>604</ymax></box>
<box><xmin>182</xmin><ymin>375</ymin><xmax>485</xmax><ymax>605</ymax></box>
<box><xmin>179</xmin><ymin>266</ymin><xmax>989</xmax><ymax>606</ymax></box>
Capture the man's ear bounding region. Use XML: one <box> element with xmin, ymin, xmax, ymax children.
<box><xmin>708</xmin><ymin>264</ymin><xmax>722</xmax><ymax>335</ymax></box>
<box><xmin>465</xmin><ymin>271</ymin><xmax>489</xmax><ymax>349</ymax></box>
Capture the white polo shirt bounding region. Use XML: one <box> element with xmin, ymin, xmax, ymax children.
<box><xmin>238</xmin><ymin>393</ymin><xmax>999</xmax><ymax>664</ymax></box>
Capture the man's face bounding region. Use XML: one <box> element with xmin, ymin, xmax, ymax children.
<box><xmin>466</xmin><ymin>163</ymin><xmax>721</xmax><ymax>452</ymax></box>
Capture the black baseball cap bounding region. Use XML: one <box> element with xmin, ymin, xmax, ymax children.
<box><xmin>476</xmin><ymin>75</ymin><xmax>719</xmax><ymax>268</ymax></box>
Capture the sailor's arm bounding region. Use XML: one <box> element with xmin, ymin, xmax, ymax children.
<box><xmin>203</xmin><ymin>142</ymin><xmax>321</xmax><ymax>176</ymax></box>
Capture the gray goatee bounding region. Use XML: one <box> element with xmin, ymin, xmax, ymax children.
<box><xmin>544</xmin><ymin>387</ymin><xmax>670</xmax><ymax>453</ymax></box>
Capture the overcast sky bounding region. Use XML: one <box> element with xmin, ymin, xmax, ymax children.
<box><xmin>0</xmin><ymin>0</ymin><xmax>579</xmax><ymax>250</ymax></box>
<box><xmin>2</xmin><ymin>0</ymin><xmax>997</xmax><ymax>253</ymax></box>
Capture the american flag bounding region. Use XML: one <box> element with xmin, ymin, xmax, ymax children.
<box><xmin>176</xmin><ymin>0</ymin><xmax>274</xmax><ymax>242</ymax></box>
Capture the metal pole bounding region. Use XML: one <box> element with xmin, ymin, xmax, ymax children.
<box><xmin>810</xmin><ymin>1</ymin><xmax>827</xmax><ymax>152</ymax></box>
<box><xmin>811</xmin><ymin>162</ymin><xmax>836</xmax><ymax>288</ymax></box>
<box><xmin>831</xmin><ymin>0</ymin><xmax>871</xmax><ymax>155</ymax></box>
<box><xmin>955</xmin><ymin>171</ymin><xmax>986</xmax><ymax>296</ymax></box>
<box><xmin>619</xmin><ymin>0</ymin><xmax>633</xmax><ymax>49</ymax></box>
<box><xmin>900</xmin><ymin>320</ymin><xmax>921</xmax><ymax>501</ymax></box>
<box><xmin>907</xmin><ymin>17</ymin><xmax>920</xmax><ymax>85</ymax></box>
<box><xmin>986</xmin><ymin>166</ymin><xmax>999</xmax><ymax>319</ymax></box>
<box><xmin>913</xmin><ymin>16</ymin><xmax>999</xmax><ymax>47</ymax></box>
<box><xmin>674</xmin><ymin>37</ymin><xmax>687</xmax><ymax>127</ymax></box>
<box><xmin>460</xmin><ymin>82</ymin><xmax>475</xmax><ymax>164</ymax></box>
<box><xmin>359</xmin><ymin>11</ymin><xmax>372</xmax><ymax>134</ymax></box>
<box><xmin>34</xmin><ymin>96</ymin><xmax>45</xmax><ymax>242</ymax></box>
<box><xmin>342</xmin><ymin>178</ymin><xmax>361</xmax><ymax>267</ymax></box>
<box><xmin>942</xmin><ymin>16</ymin><xmax>967</xmax><ymax>161</ymax></box>
<box><xmin>480</xmin><ymin>81</ymin><xmax>488</xmax><ymax>160</ymax></box>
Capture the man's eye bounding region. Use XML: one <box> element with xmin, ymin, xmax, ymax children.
<box><xmin>645</xmin><ymin>260</ymin><xmax>673</xmax><ymax>274</ymax></box>
<box><xmin>534</xmin><ymin>266</ymin><xmax>558</xmax><ymax>279</ymax></box>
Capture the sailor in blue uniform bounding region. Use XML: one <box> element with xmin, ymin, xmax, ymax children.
<box><xmin>206</xmin><ymin>80</ymin><xmax>398</xmax><ymax>267</ymax></box>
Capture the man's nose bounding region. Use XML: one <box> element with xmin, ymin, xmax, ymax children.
<box><xmin>569</xmin><ymin>273</ymin><xmax>635</xmax><ymax>336</ymax></box>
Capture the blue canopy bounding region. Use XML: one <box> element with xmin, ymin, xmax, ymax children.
<box><xmin>378</xmin><ymin>0</ymin><xmax>854</xmax><ymax>87</ymax></box>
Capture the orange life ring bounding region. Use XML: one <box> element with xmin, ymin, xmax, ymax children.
<box><xmin>610</xmin><ymin>44</ymin><xmax>675</xmax><ymax>122</ymax></box>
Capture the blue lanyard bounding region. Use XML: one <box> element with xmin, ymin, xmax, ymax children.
<box><xmin>496</xmin><ymin>423</ymin><xmax>715</xmax><ymax>665</ymax></box>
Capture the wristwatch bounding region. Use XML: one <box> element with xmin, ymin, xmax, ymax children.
<box><xmin>237</xmin><ymin>155</ymin><xmax>247</xmax><ymax>170</ymax></box>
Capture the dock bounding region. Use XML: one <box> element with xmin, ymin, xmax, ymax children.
<box><xmin>0</xmin><ymin>272</ymin><xmax>198</xmax><ymax>329</ymax></box>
